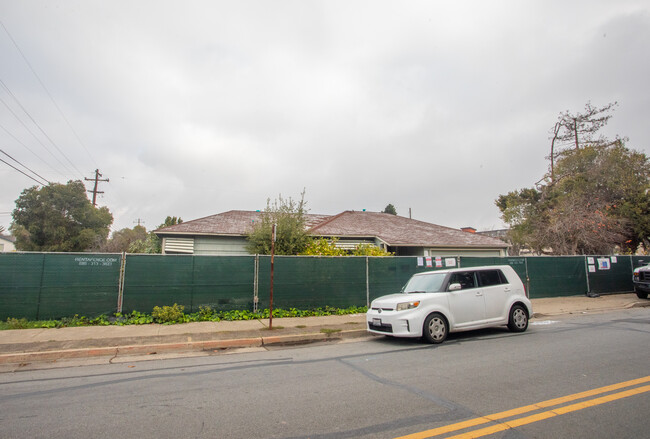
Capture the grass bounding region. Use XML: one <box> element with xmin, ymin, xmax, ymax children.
<box><xmin>320</xmin><ymin>328</ymin><xmax>342</xmax><ymax>335</ymax></box>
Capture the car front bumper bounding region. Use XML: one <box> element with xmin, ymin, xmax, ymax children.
<box><xmin>634</xmin><ymin>282</ymin><xmax>650</xmax><ymax>293</ymax></box>
<box><xmin>366</xmin><ymin>308</ymin><xmax>423</xmax><ymax>338</ymax></box>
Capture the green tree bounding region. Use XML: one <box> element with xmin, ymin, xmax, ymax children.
<box><xmin>10</xmin><ymin>180</ymin><xmax>113</xmax><ymax>251</ymax></box>
<box><xmin>497</xmin><ymin>142</ymin><xmax>649</xmax><ymax>255</ymax></box>
<box><xmin>129</xmin><ymin>216</ymin><xmax>183</xmax><ymax>253</ymax></box>
<box><xmin>382</xmin><ymin>204</ymin><xmax>397</xmax><ymax>215</ymax></box>
<box><xmin>101</xmin><ymin>225</ymin><xmax>148</xmax><ymax>253</ymax></box>
<box><xmin>246</xmin><ymin>191</ymin><xmax>311</xmax><ymax>255</ymax></box>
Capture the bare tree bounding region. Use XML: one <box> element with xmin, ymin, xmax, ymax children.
<box><xmin>548</xmin><ymin>102</ymin><xmax>619</xmax><ymax>183</ymax></box>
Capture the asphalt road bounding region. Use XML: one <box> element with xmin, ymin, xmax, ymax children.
<box><xmin>1</xmin><ymin>308</ymin><xmax>649</xmax><ymax>439</ymax></box>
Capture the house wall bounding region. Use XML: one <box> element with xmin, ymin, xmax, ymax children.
<box><xmin>425</xmin><ymin>248</ymin><xmax>506</xmax><ymax>257</ymax></box>
<box><xmin>0</xmin><ymin>238</ymin><xmax>16</xmax><ymax>252</ymax></box>
<box><xmin>162</xmin><ymin>235</ymin><xmax>506</xmax><ymax>257</ymax></box>
<box><xmin>194</xmin><ymin>236</ymin><xmax>249</xmax><ymax>256</ymax></box>
<box><xmin>393</xmin><ymin>247</ymin><xmax>505</xmax><ymax>257</ymax></box>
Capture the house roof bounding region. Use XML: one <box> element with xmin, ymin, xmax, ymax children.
<box><xmin>156</xmin><ymin>210</ymin><xmax>508</xmax><ymax>249</ymax></box>
<box><xmin>0</xmin><ymin>234</ymin><xmax>16</xmax><ymax>243</ymax></box>
<box><xmin>308</xmin><ymin>211</ymin><xmax>507</xmax><ymax>248</ymax></box>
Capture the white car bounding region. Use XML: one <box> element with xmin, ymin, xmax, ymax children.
<box><xmin>367</xmin><ymin>265</ymin><xmax>533</xmax><ymax>344</ymax></box>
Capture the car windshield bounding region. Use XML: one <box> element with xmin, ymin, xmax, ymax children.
<box><xmin>402</xmin><ymin>272</ymin><xmax>447</xmax><ymax>293</ymax></box>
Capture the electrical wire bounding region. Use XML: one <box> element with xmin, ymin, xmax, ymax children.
<box><xmin>0</xmin><ymin>122</ymin><xmax>63</xmax><ymax>177</ymax></box>
<box><xmin>0</xmin><ymin>79</ymin><xmax>84</xmax><ymax>180</ymax></box>
<box><xmin>0</xmin><ymin>20</ymin><xmax>98</xmax><ymax>169</ymax></box>
<box><xmin>0</xmin><ymin>89</ymin><xmax>72</xmax><ymax>178</ymax></box>
<box><xmin>0</xmin><ymin>148</ymin><xmax>50</xmax><ymax>184</ymax></box>
<box><xmin>0</xmin><ymin>156</ymin><xmax>46</xmax><ymax>185</ymax></box>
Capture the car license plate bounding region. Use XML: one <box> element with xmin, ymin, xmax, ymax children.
<box><xmin>372</xmin><ymin>318</ymin><xmax>382</xmax><ymax>327</ymax></box>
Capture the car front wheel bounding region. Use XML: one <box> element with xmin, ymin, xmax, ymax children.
<box><xmin>508</xmin><ymin>304</ymin><xmax>528</xmax><ymax>332</ymax></box>
<box><xmin>636</xmin><ymin>288</ymin><xmax>649</xmax><ymax>299</ymax></box>
<box><xmin>423</xmin><ymin>313</ymin><xmax>448</xmax><ymax>344</ymax></box>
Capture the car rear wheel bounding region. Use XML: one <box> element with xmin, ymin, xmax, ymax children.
<box><xmin>423</xmin><ymin>313</ymin><xmax>448</xmax><ymax>344</ymax></box>
<box><xmin>508</xmin><ymin>304</ymin><xmax>528</xmax><ymax>332</ymax></box>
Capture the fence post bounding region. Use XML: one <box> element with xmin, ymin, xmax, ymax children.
<box><xmin>253</xmin><ymin>255</ymin><xmax>259</xmax><ymax>313</ymax></box>
<box><xmin>36</xmin><ymin>253</ymin><xmax>46</xmax><ymax>320</ymax></box>
<box><xmin>524</xmin><ymin>257</ymin><xmax>531</xmax><ymax>296</ymax></box>
<box><xmin>584</xmin><ymin>256</ymin><xmax>591</xmax><ymax>295</ymax></box>
<box><xmin>366</xmin><ymin>256</ymin><xmax>370</xmax><ymax>307</ymax></box>
<box><xmin>117</xmin><ymin>252</ymin><xmax>126</xmax><ymax>313</ymax></box>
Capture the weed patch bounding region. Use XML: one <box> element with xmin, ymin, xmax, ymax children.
<box><xmin>1</xmin><ymin>306</ymin><xmax>368</xmax><ymax>330</ymax></box>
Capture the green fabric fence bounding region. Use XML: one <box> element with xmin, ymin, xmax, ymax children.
<box><xmin>0</xmin><ymin>253</ymin><xmax>121</xmax><ymax>320</ymax></box>
<box><xmin>0</xmin><ymin>253</ymin><xmax>642</xmax><ymax>320</ymax></box>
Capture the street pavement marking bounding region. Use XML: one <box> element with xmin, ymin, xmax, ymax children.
<box><xmin>394</xmin><ymin>375</ymin><xmax>650</xmax><ymax>439</ymax></box>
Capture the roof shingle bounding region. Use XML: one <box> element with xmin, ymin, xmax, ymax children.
<box><xmin>156</xmin><ymin>210</ymin><xmax>507</xmax><ymax>249</ymax></box>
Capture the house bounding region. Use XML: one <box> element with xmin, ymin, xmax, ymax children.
<box><xmin>155</xmin><ymin>210</ymin><xmax>509</xmax><ymax>257</ymax></box>
<box><xmin>0</xmin><ymin>234</ymin><xmax>16</xmax><ymax>252</ymax></box>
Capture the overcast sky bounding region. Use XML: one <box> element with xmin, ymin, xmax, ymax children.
<box><xmin>1</xmin><ymin>1</ymin><xmax>649</xmax><ymax>236</ymax></box>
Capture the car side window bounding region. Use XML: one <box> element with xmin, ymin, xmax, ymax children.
<box><xmin>448</xmin><ymin>271</ymin><xmax>476</xmax><ymax>290</ymax></box>
<box><xmin>477</xmin><ymin>270</ymin><xmax>507</xmax><ymax>287</ymax></box>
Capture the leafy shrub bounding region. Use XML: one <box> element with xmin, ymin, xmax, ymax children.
<box><xmin>301</xmin><ymin>238</ymin><xmax>347</xmax><ymax>256</ymax></box>
<box><xmin>301</xmin><ymin>237</ymin><xmax>393</xmax><ymax>256</ymax></box>
<box><xmin>197</xmin><ymin>305</ymin><xmax>215</xmax><ymax>320</ymax></box>
<box><xmin>0</xmin><ymin>305</ymin><xmax>368</xmax><ymax>330</ymax></box>
<box><xmin>152</xmin><ymin>303</ymin><xmax>185</xmax><ymax>324</ymax></box>
<box><xmin>351</xmin><ymin>243</ymin><xmax>393</xmax><ymax>256</ymax></box>
<box><xmin>4</xmin><ymin>317</ymin><xmax>29</xmax><ymax>329</ymax></box>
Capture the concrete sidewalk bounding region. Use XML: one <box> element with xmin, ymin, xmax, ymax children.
<box><xmin>1</xmin><ymin>293</ymin><xmax>648</xmax><ymax>371</ymax></box>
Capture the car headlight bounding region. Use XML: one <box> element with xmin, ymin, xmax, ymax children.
<box><xmin>396</xmin><ymin>301</ymin><xmax>420</xmax><ymax>311</ymax></box>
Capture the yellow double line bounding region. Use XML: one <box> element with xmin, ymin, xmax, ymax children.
<box><xmin>395</xmin><ymin>375</ymin><xmax>650</xmax><ymax>439</ymax></box>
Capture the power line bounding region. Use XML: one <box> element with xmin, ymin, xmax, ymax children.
<box><xmin>0</xmin><ymin>79</ymin><xmax>84</xmax><ymax>180</ymax></box>
<box><xmin>0</xmin><ymin>91</ymin><xmax>72</xmax><ymax>178</ymax></box>
<box><xmin>0</xmin><ymin>20</ymin><xmax>98</xmax><ymax>168</ymax></box>
<box><xmin>0</xmin><ymin>148</ymin><xmax>50</xmax><ymax>184</ymax></box>
<box><xmin>0</xmin><ymin>122</ymin><xmax>63</xmax><ymax>177</ymax></box>
<box><xmin>0</xmin><ymin>156</ymin><xmax>47</xmax><ymax>185</ymax></box>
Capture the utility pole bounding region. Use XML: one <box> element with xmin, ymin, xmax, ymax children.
<box><xmin>85</xmin><ymin>169</ymin><xmax>109</xmax><ymax>207</ymax></box>
<box><xmin>134</xmin><ymin>219</ymin><xmax>145</xmax><ymax>227</ymax></box>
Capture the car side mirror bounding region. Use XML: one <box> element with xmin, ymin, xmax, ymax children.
<box><xmin>448</xmin><ymin>283</ymin><xmax>462</xmax><ymax>291</ymax></box>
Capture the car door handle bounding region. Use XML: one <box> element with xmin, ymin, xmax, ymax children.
<box><xmin>475</xmin><ymin>292</ymin><xmax>483</xmax><ymax>296</ymax></box>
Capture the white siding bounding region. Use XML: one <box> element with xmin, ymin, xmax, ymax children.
<box><xmin>194</xmin><ymin>236</ymin><xmax>249</xmax><ymax>255</ymax></box>
<box><xmin>163</xmin><ymin>237</ymin><xmax>195</xmax><ymax>254</ymax></box>
<box><xmin>425</xmin><ymin>248</ymin><xmax>505</xmax><ymax>257</ymax></box>
<box><xmin>0</xmin><ymin>237</ymin><xmax>16</xmax><ymax>252</ymax></box>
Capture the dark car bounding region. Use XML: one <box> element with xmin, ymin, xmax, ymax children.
<box><xmin>633</xmin><ymin>263</ymin><xmax>650</xmax><ymax>299</ymax></box>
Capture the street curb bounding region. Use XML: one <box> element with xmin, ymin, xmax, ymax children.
<box><xmin>0</xmin><ymin>337</ymin><xmax>264</xmax><ymax>365</ymax></box>
<box><xmin>531</xmin><ymin>299</ymin><xmax>650</xmax><ymax>319</ymax></box>
<box><xmin>262</xmin><ymin>329</ymin><xmax>369</xmax><ymax>346</ymax></box>
<box><xmin>3</xmin><ymin>300</ymin><xmax>648</xmax><ymax>367</ymax></box>
<box><xmin>0</xmin><ymin>330</ymin><xmax>371</xmax><ymax>366</ymax></box>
